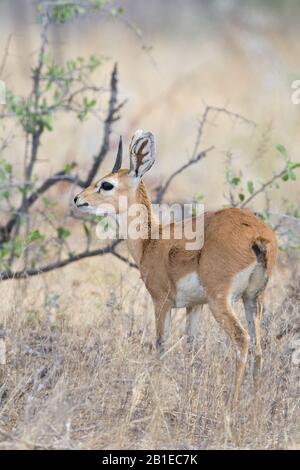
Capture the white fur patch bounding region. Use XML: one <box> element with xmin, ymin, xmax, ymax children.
<box><xmin>175</xmin><ymin>272</ymin><xmax>207</xmax><ymax>308</ymax></box>
<box><xmin>231</xmin><ymin>262</ymin><xmax>257</xmax><ymax>302</ymax></box>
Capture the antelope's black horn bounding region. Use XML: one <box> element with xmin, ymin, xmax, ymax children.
<box><xmin>112</xmin><ymin>136</ymin><xmax>123</xmax><ymax>173</ymax></box>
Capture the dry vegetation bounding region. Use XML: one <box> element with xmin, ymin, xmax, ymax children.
<box><xmin>0</xmin><ymin>0</ymin><xmax>300</xmax><ymax>450</ymax></box>
<box><xmin>0</xmin><ymin>251</ymin><xmax>299</xmax><ymax>449</ymax></box>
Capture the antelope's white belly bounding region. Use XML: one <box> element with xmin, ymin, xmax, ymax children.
<box><xmin>175</xmin><ymin>272</ymin><xmax>208</xmax><ymax>308</ymax></box>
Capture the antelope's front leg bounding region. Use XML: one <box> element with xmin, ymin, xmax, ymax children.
<box><xmin>154</xmin><ymin>300</ymin><xmax>172</xmax><ymax>351</ymax></box>
<box><xmin>185</xmin><ymin>305</ymin><xmax>202</xmax><ymax>345</ymax></box>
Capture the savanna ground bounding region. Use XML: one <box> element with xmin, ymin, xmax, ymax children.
<box><xmin>1</xmin><ymin>253</ymin><xmax>300</xmax><ymax>449</ymax></box>
<box><xmin>0</xmin><ymin>0</ymin><xmax>300</xmax><ymax>449</ymax></box>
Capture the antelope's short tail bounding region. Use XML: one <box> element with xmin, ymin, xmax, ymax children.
<box><xmin>252</xmin><ymin>235</ymin><xmax>277</xmax><ymax>274</ymax></box>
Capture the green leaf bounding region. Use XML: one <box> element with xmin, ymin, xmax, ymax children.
<box><xmin>90</xmin><ymin>215</ymin><xmax>105</xmax><ymax>223</ymax></box>
<box><xmin>42</xmin><ymin>196</ymin><xmax>50</xmax><ymax>206</ymax></box>
<box><xmin>57</xmin><ymin>227</ymin><xmax>71</xmax><ymax>240</ymax></box>
<box><xmin>238</xmin><ymin>193</ymin><xmax>245</xmax><ymax>202</ymax></box>
<box><xmin>63</xmin><ymin>163</ymin><xmax>74</xmax><ymax>174</ymax></box>
<box><xmin>40</xmin><ymin>114</ymin><xmax>53</xmax><ymax>132</ymax></box>
<box><xmin>14</xmin><ymin>238</ymin><xmax>23</xmax><ymax>257</ymax></box>
<box><xmin>27</xmin><ymin>229</ymin><xmax>45</xmax><ymax>243</ymax></box>
<box><xmin>0</xmin><ymin>159</ymin><xmax>12</xmax><ymax>181</ymax></box>
<box><xmin>290</xmin><ymin>162</ymin><xmax>300</xmax><ymax>171</ymax></box>
<box><xmin>247</xmin><ymin>180</ymin><xmax>254</xmax><ymax>194</ymax></box>
<box><xmin>276</xmin><ymin>144</ymin><xmax>288</xmax><ymax>160</ymax></box>
<box><xmin>50</xmin><ymin>4</ymin><xmax>86</xmax><ymax>23</ymax></box>
<box><xmin>282</xmin><ymin>161</ymin><xmax>299</xmax><ymax>182</ymax></box>
<box><xmin>18</xmin><ymin>186</ymin><xmax>28</xmax><ymax>197</ymax></box>
<box><xmin>231</xmin><ymin>177</ymin><xmax>240</xmax><ymax>187</ymax></box>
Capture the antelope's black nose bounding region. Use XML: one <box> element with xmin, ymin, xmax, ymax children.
<box><xmin>74</xmin><ymin>196</ymin><xmax>78</xmax><ymax>204</ymax></box>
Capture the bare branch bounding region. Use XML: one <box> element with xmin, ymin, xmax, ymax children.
<box><xmin>203</xmin><ymin>105</ymin><xmax>256</xmax><ymax>128</ymax></box>
<box><xmin>0</xmin><ymin>33</ymin><xmax>13</xmax><ymax>78</ymax></box>
<box><xmin>0</xmin><ymin>240</ymin><xmax>121</xmax><ymax>281</ymax></box>
<box><xmin>26</xmin><ymin>9</ymin><xmax>51</xmax><ymax>182</ymax></box>
<box><xmin>0</xmin><ymin>132</ymin><xmax>14</xmax><ymax>155</ymax></box>
<box><xmin>155</xmin><ymin>146</ymin><xmax>214</xmax><ymax>203</ymax></box>
<box><xmin>239</xmin><ymin>167</ymin><xmax>290</xmax><ymax>209</ymax></box>
<box><xmin>154</xmin><ymin>104</ymin><xmax>254</xmax><ymax>203</ymax></box>
<box><xmin>0</xmin><ymin>64</ymin><xmax>123</xmax><ymax>245</ymax></box>
<box><xmin>0</xmin><ymin>238</ymin><xmax>139</xmax><ymax>281</ymax></box>
<box><xmin>110</xmin><ymin>245</ymin><xmax>138</xmax><ymax>270</ymax></box>
<box><xmin>268</xmin><ymin>211</ymin><xmax>300</xmax><ymax>223</ymax></box>
<box><xmin>84</xmin><ymin>63</ymin><xmax>121</xmax><ymax>186</ymax></box>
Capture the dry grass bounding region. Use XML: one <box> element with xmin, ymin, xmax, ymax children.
<box><xmin>0</xmin><ymin>254</ymin><xmax>299</xmax><ymax>450</ymax></box>
<box><xmin>1</xmin><ymin>1</ymin><xmax>300</xmax><ymax>450</ymax></box>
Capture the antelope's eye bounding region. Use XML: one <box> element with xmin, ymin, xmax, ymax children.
<box><xmin>100</xmin><ymin>181</ymin><xmax>114</xmax><ymax>191</ymax></box>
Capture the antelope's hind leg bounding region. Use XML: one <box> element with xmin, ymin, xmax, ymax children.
<box><xmin>243</xmin><ymin>292</ymin><xmax>264</xmax><ymax>389</ymax></box>
<box><xmin>208</xmin><ymin>294</ymin><xmax>250</xmax><ymax>407</ymax></box>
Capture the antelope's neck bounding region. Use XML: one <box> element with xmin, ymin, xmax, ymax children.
<box><xmin>118</xmin><ymin>181</ymin><xmax>157</xmax><ymax>267</ymax></box>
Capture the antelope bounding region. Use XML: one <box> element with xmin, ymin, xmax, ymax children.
<box><xmin>74</xmin><ymin>130</ymin><xmax>278</xmax><ymax>405</ymax></box>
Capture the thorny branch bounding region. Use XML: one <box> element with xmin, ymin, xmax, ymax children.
<box><xmin>0</xmin><ymin>9</ymin><xmax>125</xmax><ymax>278</ymax></box>
<box><xmin>84</xmin><ymin>63</ymin><xmax>123</xmax><ymax>187</ymax></box>
<box><xmin>0</xmin><ymin>240</ymin><xmax>120</xmax><ymax>281</ymax></box>
<box><xmin>2</xmin><ymin>97</ymin><xmax>293</xmax><ymax>281</ymax></box>
<box><xmin>154</xmin><ymin>105</ymin><xmax>255</xmax><ymax>203</ymax></box>
<box><xmin>154</xmin><ymin>146</ymin><xmax>214</xmax><ymax>203</ymax></box>
<box><xmin>0</xmin><ymin>239</ymin><xmax>138</xmax><ymax>280</ymax></box>
<box><xmin>0</xmin><ymin>63</ymin><xmax>123</xmax><ymax>245</ymax></box>
<box><xmin>0</xmin><ymin>58</ymin><xmax>128</xmax><ymax>279</ymax></box>
<box><xmin>0</xmin><ymin>34</ymin><xmax>13</xmax><ymax>78</ymax></box>
<box><xmin>239</xmin><ymin>167</ymin><xmax>292</xmax><ymax>209</ymax></box>
<box><xmin>0</xmin><ymin>47</ymin><xmax>298</xmax><ymax>281</ymax></box>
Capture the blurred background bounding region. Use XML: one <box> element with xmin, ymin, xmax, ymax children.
<box><xmin>1</xmin><ymin>0</ymin><xmax>300</xmax><ymax>206</ymax></box>
<box><xmin>0</xmin><ymin>0</ymin><xmax>300</xmax><ymax>450</ymax></box>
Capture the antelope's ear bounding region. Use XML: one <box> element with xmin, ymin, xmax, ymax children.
<box><xmin>128</xmin><ymin>130</ymin><xmax>155</xmax><ymax>180</ymax></box>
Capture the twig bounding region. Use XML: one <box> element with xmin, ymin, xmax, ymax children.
<box><xmin>0</xmin><ymin>34</ymin><xmax>13</xmax><ymax>78</ymax></box>
<box><xmin>110</xmin><ymin>245</ymin><xmax>138</xmax><ymax>270</ymax></box>
<box><xmin>268</xmin><ymin>211</ymin><xmax>300</xmax><ymax>223</ymax></box>
<box><xmin>203</xmin><ymin>105</ymin><xmax>256</xmax><ymax>128</ymax></box>
<box><xmin>0</xmin><ymin>241</ymin><xmax>121</xmax><ymax>281</ymax></box>
<box><xmin>239</xmin><ymin>167</ymin><xmax>290</xmax><ymax>209</ymax></box>
<box><xmin>160</xmin><ymin>335</ymin><xmax>185</xmax><ymax>360</ymax></box>
<box><xmin>154</xmin><ymin>104</ymin><xmax>254</xmax><ymax>203</ymax></box>
<box><xmin>155</xmin><ymin>146</ymin><xmax>214</xmax><ymax>203</ymax></box>
<box><xmin>0</xmin><ymin>64</ymin><xmax>123</xmax><ymax>245</ymax></box>
<box><xmin>26</xmin><ymin>9</ymin><xmax>50</xmax><ymax>182</ymax></box>
<box><xmin>84</xmin><ymin>63</ymin><xmax>121</xmax><ymax>186</ymax></box>
<box><xmin>276</xmin><ymin>326</ymin><xmax>300</xmax><ymax>340</ymax></box>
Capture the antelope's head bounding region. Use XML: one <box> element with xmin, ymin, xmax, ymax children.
<box><xmin>74</xmin><ymin>130</ymin><xmax>155</xmax><ymax>216</ymax></box>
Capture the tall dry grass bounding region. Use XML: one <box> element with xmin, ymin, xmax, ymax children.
<box><xmin>0</xmin><ymin>253</ymin><xmax>299</xmax><ymax>449</ymax></box>
<box><xmin>1</xmin><ymin>1</ymin><xmax>300</xmax><ymax>450</ymax></box>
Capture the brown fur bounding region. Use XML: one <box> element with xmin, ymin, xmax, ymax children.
<box><xmin>74</xmin><ymin>131</ymin><xmax>278</xmax><ymax>408</ymax></box>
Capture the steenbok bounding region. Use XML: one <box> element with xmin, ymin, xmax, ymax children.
<box><xmin>74</xmin><ymin>130</ymin><xmax>277</xmax><ymax>405</ymax></box>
